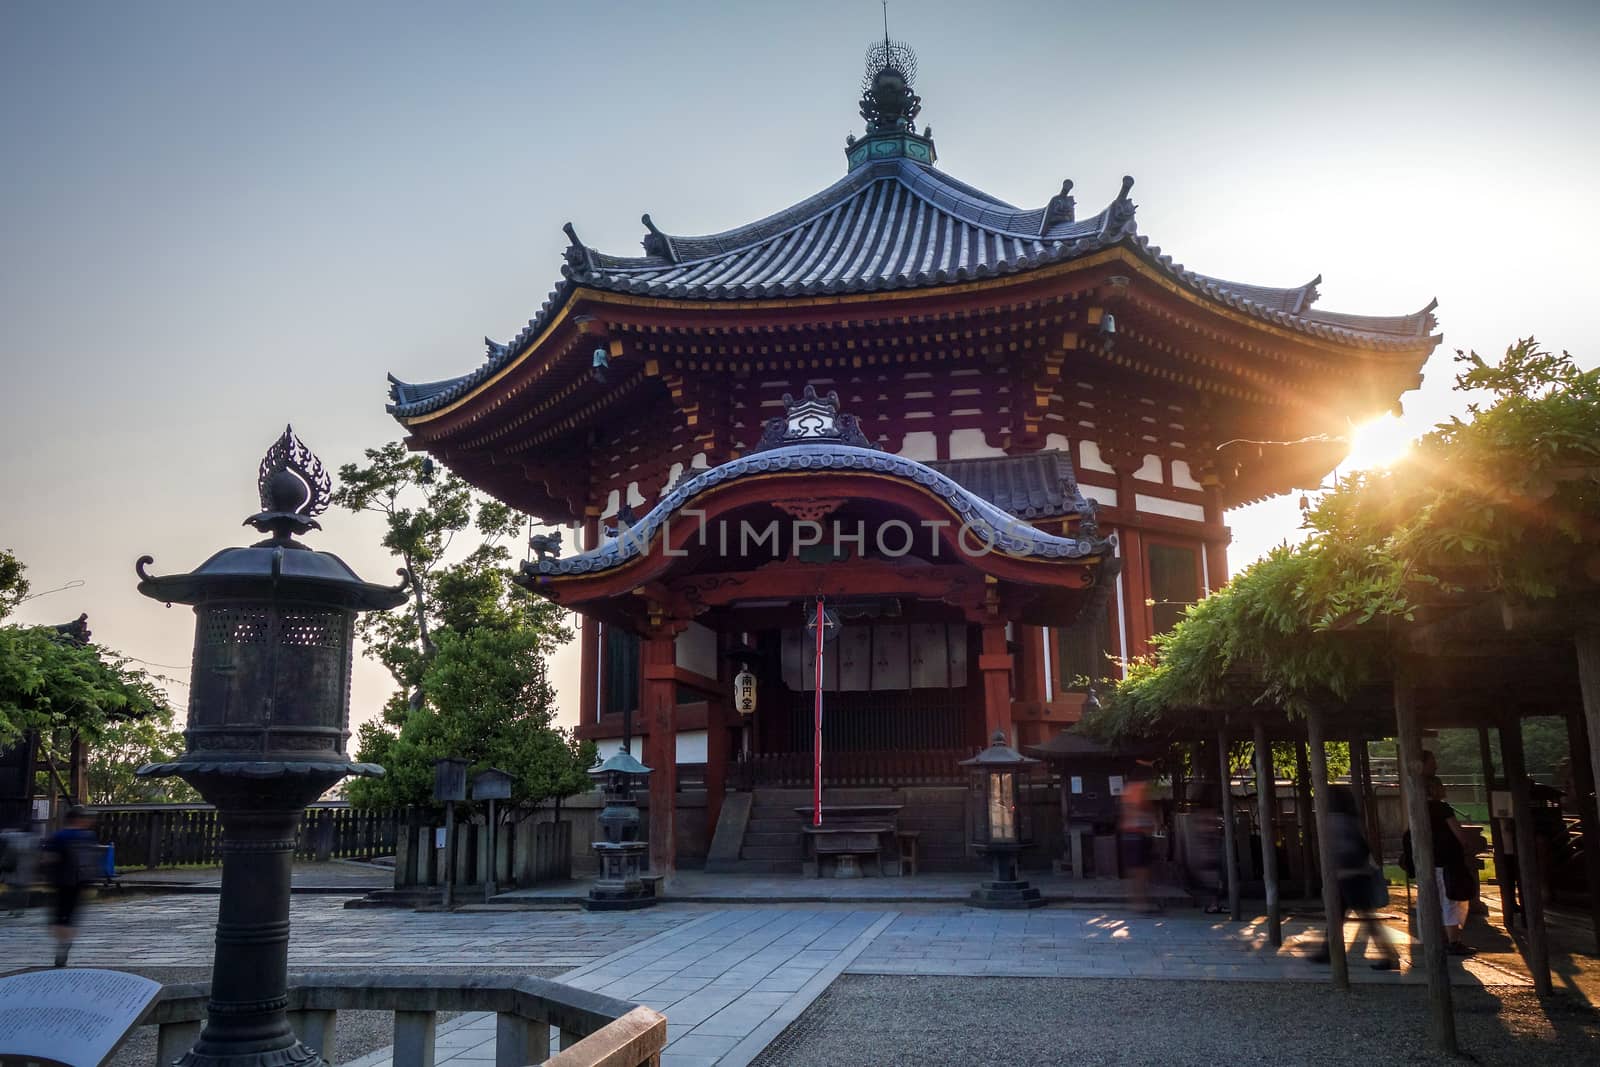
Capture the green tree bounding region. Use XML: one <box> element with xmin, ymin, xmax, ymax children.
<box><xmin>0</xmin><ymin>551</ymin><xmax>171</xmax><ymax>790</ymax></box>
<box><xmin>84</xmin><ymin>701</ymin><xmax>197</xmax><ymax>804</ymax></box>
<box><xmin>336</xmin><ymin>444</ymin><xmax>592</xmax><ymax>814</ymax></box>
<box><xmin>1090</xmin><ymin>340</ymin><xmax>1600</xmax><ymax>741</ymax></box>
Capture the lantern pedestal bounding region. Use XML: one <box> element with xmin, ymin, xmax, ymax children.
<box><xmin>971</xmin><ymin>845</ymin><xmax>1045</xmax><ymax>909</ymax></box>
<box><xmin>584</xmin><ymin>749</ymin><xmax>657</xmax><ymax>911</ymax></box>
<box><xmin>588</xmin><ymin>841</ymin><xmax>655</xmax><ymax>910</ymax></box>
<box><xmin>961</xmin><ymin>731</ymin><xmax>1047</xmax><ymax>911</ymax></box>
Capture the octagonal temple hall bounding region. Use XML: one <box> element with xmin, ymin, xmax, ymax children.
<box><xmin>387</xmin><ymin>42</ymin><xmax>1440</xmax><ymax>878</ymax></box>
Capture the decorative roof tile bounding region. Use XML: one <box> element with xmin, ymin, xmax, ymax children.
<box><xmin>928</xmin><ymin>450</ymin><xmax>1090</xmax><ymax>522</ymax></box>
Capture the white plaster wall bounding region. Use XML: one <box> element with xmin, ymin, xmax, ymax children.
<box><xmin>1044</xmin><ymin>432</ymin><xmax>1072</xmax><ymax>454</ymax></box>
<box><xmin>1081</xmin><ymin>485</ymin><xmax>1119</xmax><ymax>508</ymax></box>
<box><xmin>1134</xmin><ymin>454</ymin><xmax>1163</xmax><ymax>483</ymax></box>
<box><xmin>676</xmin><ymin>730</ymin><xmax>708</xmax><ymax>764</ymax></box>
<box><xmin>675</xmin><ymin>621</ymin><xmax>719</xmax><ymax>678</ymax></box>
<box><xmin>1134</xmin><ymin>494</ymin><xmax>1207</xmax><ymax>522</ymax></box>
<box><xmin>947</xmin><ymin>428</ymin><xmax>1006</xmax><ymax>459</ymax></box>
<box><xmin>1079</xmin><ymin>440</ymin><xmax>1115</xmax><ymax>474</ymax></box>
<box><xmin>1171</xmin><ymin>459</ymin><xmax>1202</xmax><ymax>491</ymax></box>
<box><xmin>898</xmin><ymin>431</ymin><xmax>940</xmax><ymax>461</ymax></box>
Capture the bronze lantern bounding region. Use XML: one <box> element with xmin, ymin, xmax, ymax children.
<box><xmin>584</xmin><ymin>748</ymin><xmax>655</xmax><ymax>910</ymax></box>
<box><xmin>134</xmin><ymin>426</ymin><xmax>407</xmax><ymax>1067</ymax></box>
<box><xmin>961</xmin><ymin>731</ymin><xmax>1046</xmax><ymax>909</ymax></box>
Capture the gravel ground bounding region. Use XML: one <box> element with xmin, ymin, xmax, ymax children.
<box><xmin>99</xmin><ymin>965</ymin><xmax>565</xmax><ymax>1067</ymax></box>
<box><xmin>752</xmin><ymin>975</ymin><xmax>1600</xmax><ymax>1067</ymax></box>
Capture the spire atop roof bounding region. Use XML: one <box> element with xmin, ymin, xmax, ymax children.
<box><xmin>846</xmin><ymin>25</ymin><xmax>936</xmax><ymax>172</ymax></box>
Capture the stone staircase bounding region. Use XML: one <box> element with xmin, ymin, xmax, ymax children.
<box><xmin>706</xmin><ymin>785</ymin><xmax>975</xmax><ymax>874</ymax></box>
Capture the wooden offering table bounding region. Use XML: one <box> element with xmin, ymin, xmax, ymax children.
<box><xmin>795</xmin><ymin>804</ymin><xmax>903</xmax><ymax>878</ymax></box>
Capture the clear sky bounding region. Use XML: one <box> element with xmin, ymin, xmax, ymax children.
<box><xmin>3</xmin><ymin>0</ymin><xmax>1597</xmax><ymax>729</ymax></box>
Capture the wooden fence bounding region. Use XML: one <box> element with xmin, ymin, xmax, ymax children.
<box><xmin>733</xmin><ymin>748</ymin><xmax>970</xmax><ymax>789</ymax></box>
<box><xmin>95</xmin><ymin>803</ymin><xmax>403</xmax><ymax>869</ymax></box>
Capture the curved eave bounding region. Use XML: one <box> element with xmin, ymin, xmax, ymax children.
<box><xmin>392</xmin><ymin>245</ymin><xmax>1437</xmax><ymax>431</ymax></box>
<box><xmin>515</xmin><ymin>444</ymin><xmax>1108</xmax><ymax>600</ymax></box>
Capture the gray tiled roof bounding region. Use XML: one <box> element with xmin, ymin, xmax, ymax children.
<box><xmin>927</xmin><ymin>450</ymin><xmax>1090</xmax><ymax>522</ymax></box>
<box><xmin>390</xmin><ymin>160</ymin><xmax>1438</xmax><ymax>418</ymax></box>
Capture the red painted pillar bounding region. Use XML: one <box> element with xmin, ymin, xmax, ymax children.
<box><xmin>578</xmin><ymin>617</ymin><xmax>599</xmax><ymax>729</ymax></box>
<box><xmin>642</xmin><ymin>633</ymin><xmax>678</xmax><ymax>879</ymax></box>
<box><xmin>978</xmin><ymin>621</ymin><xmax>1014</xmax><ymax>744</ymax></box>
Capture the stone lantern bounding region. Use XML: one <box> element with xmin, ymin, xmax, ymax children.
<box><xmin>960</xmin><ymin>731</ymin><xmax>1046</xmax><ymax>909</ymax></box>
<box><xmin>584</xmin><ymin>749</ymin><xmax>655</xmax><ymax>910</ymax></box>
<box><xmin>134</xmin><ymin>426</ymin><xmax>408</xmax><ymax>1067</ymax></box>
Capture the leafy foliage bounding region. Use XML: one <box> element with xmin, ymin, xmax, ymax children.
<box><xmin>0</xmin><ymin>549</ymin><xmax>28</xmax><ymax>620</ymax></box>
<box><xmin>84</xmin><ymin>701</ymin><xmax>196</xmax><ymax>804</ymax></box>
<box><xmin>337</xmin><ymin>443</ymin><xmax>591</xmax><ymax>813</ymax></box>
<box><xmin>1089</xmin><ymin>340</ymin><xmax>1600</xmax><ymax>740</ymax></box>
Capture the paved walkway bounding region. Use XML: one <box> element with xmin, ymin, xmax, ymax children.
<box><xmin>850</xmin><ymin>909</ymin><xmax>1530</xmax><ymax>986</ymax></box>
<box><xmin>2</xmin><ymin>895</ymin><xmax>1569</xmax><ymax>1066</ymax></box>
<box><xmin>0</xmin><ymin>895</ymin><xmax>688</xmax><ymax>971</ymax></box>
<box><xmin>498</xmin><ymin>871</ymin><xmax>1188</xmax><ymax>906</ymax></box>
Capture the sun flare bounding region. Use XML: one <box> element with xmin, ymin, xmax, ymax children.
<box><xmin>1344</xmin><ymin>414</ymin><xmax>1415</xmax><ymax>471</ymax></box>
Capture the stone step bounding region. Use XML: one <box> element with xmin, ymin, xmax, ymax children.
<box><xmin>745</xmin><ymin>817</ymin><xmax>805</xmax><ymax>834</ymax></box>
<box><xmin>705</xmin><ymin>858</ymin><xmax>803</xmax><ymax>875</ymax></box>
<box><xmin>742</xmin><ymin>831</ymin><xmax>802</xmax><ymax>849</ymax></box>
<box><xmin>741</xmin><ymin>845</ymin><xmax>806</xmax><ymax>861</ymax></box>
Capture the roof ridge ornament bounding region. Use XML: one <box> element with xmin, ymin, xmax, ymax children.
<box><xmin>1041</xmin><ymin>179</ymin><xmax>1076</xmax><ymax>232</ymax></box>
<box><xmin>1101</xmin><ymin>175</ymin><xmax>1137</xmax><ymax>238</ymax></box>
<box><xmin>752</xmin><ymin>385</ymin><xmax>879</xmax><ymax>452</ymax></box>
<box><xmin>562</xmin><ymin>221</ymin><xmax>595</xmax><ymax>274</ymax></box>
<box><xmin>640</xmin><ymin>213</ymin><xmax>679</xmax><ymax>263</ymax></box>
<box><xmin>848</xmin><ymin>33</ymin><xmax>935</xmax><ymax>171</ymax></box>
<box><xmin>245</xmin><ymin>425</ymin><xmax>331</xmax><ymax>545</ymax></box>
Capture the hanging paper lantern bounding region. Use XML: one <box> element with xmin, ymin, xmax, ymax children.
<box><xmin>734</xmin><ymin>669</ymin><xmax>758</xmax><ymax>715</ymax></box>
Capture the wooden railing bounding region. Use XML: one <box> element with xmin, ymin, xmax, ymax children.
<box><xmin>733</xmin><ymin>748</ymin><xmax>970</xmax><ymax>789</ymax></box>
<box><xmin>139</xmin><ymin>974</ymin><xmax>666</xmax><ymax>1067</ymax></box>
<box><xmin>94</xmin><ymin>803</ymin><xmax>403</xmax><ymax>869</ymax></box>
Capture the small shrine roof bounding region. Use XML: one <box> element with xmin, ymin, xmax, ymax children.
<box><xmin>927</xmin><ymin>450</ymin><xmax>1089</xmax><ymax>521</ymax></box>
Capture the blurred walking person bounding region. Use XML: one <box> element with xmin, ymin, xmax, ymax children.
<box><xmin>1</xmin><ymin>821</ymin><xmax>40</xmax><ymax>917</ymax></box>
<box><xmin>1310</xmin><ymin>785</ymin><xmax>1400</xmax><ymax>970</ymax></box>
<box><xmin>1120</xmin><ymin>763</ymin><xmax>1158</xmax><ymax>913</ymax></box>
<box><xmin>43</xmin><ymin>807</ymin><xmax>99</xmax><ymax>966</ymax></box>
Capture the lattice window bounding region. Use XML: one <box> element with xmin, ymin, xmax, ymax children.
<box><xmin>279</xmin><ymin>611</ymin><xmax>344</xmax><ymax>649</ymax></box>
<box><xmin>201</xmin><ymin>607</ymin><xmax>270</xmax><ymax>646</ymax></box>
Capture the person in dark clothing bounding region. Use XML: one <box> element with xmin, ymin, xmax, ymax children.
<box><xmin>43</xmin><ymin>807</ymin><xmax>98</xmax><ymax>967</ymax></box>
<box><xmin>1310</xmin><ymin>785</ymin><xmax>1400</xmax><ymax>970</ymax></box>
<box><xmin>1401</xmin><ymin>777</ymin><xmax>1476</xmax><ymax>956</ymax></box>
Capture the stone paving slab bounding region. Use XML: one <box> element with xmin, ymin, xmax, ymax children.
<box><xmin>498</xmin><ymin>871</ymin><xmax>1189</xmax><ymax>906</ymax></box>
<box><xmin>0</xmin><ymin>895</ymin><xmax>693</xmax><ymax>972</ymax></box>
<box><xmin>847</xmin><ymin>910</ymin><xmax>1532</xmax><ymax>987</ymax></box>
<box><xmin>364</xmin><ymin>909</ymin><xmax>895</xmax><ymax>1067</ymax></box>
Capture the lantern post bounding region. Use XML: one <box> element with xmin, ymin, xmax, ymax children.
<box><xmin>471</xmin><ymin>767</ymin><xmax>513</xmax><ymax>901</ymax></box>
<box><xmin>133</xmin><ymin>426</ymin><xmax>408</xmax><ymax>1067</ymax></box>
<box><xmin>584</xmin><ymin>750</ymin><xmax>655</xmax><ymax>910</ymax></box>
<box><xmin>433</xmin><ymin>757</ymin><xmax>468</xmax><ymax>908</ymax></box>
<box><xmin>960</xmin><ymin>731</ymin><xmax>1047</xmax><ymax>909</ymax></box>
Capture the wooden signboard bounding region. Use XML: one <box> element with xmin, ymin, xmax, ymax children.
<box><xmin>870</xmin><ymin>625</ymin><xmax>910</xmax><ymax>690</ymax></box>
<box><xmin>0</xmin><ymin>969</ymin><xmax>162</xmax><ymax>1067</ymax></box>
<box><xmin>836</xmin><ymin>626</ymin><xmax>873</xmax><ymax>691</ymax></box>
<box><xmin>908</xmin><ymin>623</ymin><xmax>950</xmax><ymax>689</ymax></box>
